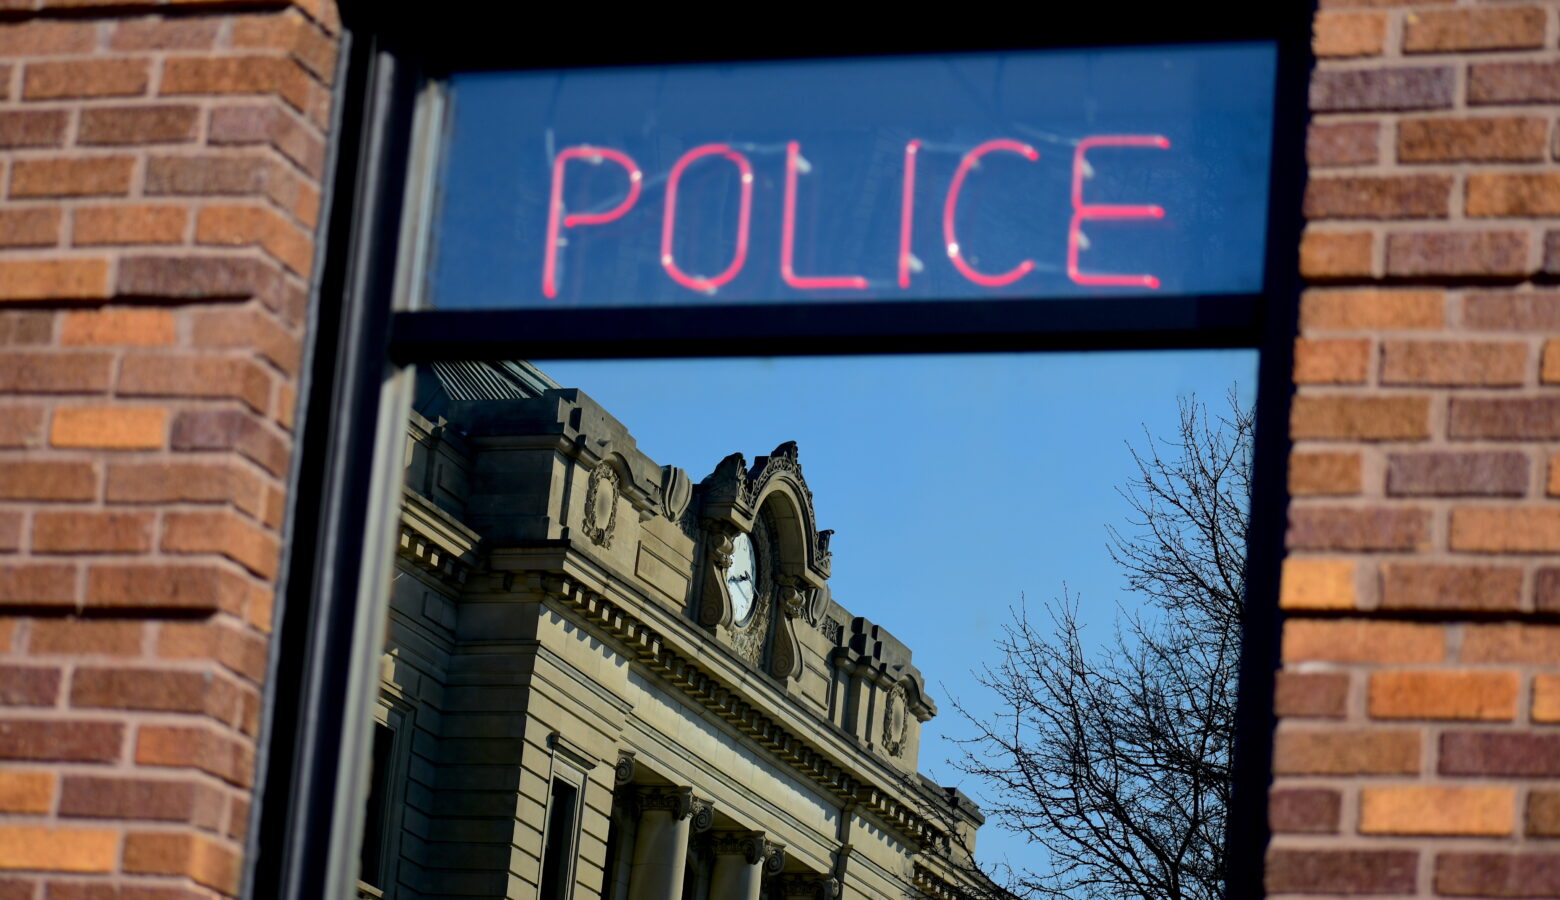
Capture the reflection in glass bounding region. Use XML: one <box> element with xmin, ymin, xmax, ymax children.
<box><xmin>363</xmin><ymin>351</ymin><xmax>1255</xmax><ymax>898</ymax></box>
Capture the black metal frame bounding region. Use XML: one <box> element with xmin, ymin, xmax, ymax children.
<box><xmin>248</xmin><ymin>4</ymin><xmax>1315</xmax><ymax>897</ymax></box>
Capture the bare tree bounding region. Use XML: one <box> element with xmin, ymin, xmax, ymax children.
<box><xmin>952</xmin><ymin>392</ymin><xmax>1252</xmax><ymax>900</ymax></box>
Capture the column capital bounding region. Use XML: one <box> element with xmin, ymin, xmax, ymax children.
<box><xmin>709</xmin><ymin>830</ymin><xmax>786</xmax><ymax>871</ymax></box>
<box><xmin>774</xmin><ymin>875</ymin><xmax>839</xmax><ymax>899</ymax></box>
<box><xmin>636</xmin><ymin>786</ymin><xmax>715</xmax><ymax>831</ymax></box>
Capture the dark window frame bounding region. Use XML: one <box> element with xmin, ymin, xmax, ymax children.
<box><xmin>248</xmin><ymin>5</ymin><xmax>1315</xmax><ymax>898</ymax></box>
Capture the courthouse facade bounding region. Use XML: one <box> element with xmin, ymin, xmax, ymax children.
<box><xmin>372</xmin><ymin>361</ymin><xmax>987</xmax><ymax>899</ymax></box>
<box><xmin>0</xmin><ymin>3</ymin><xmax>1559</xmax><ymax>900</ymax></box>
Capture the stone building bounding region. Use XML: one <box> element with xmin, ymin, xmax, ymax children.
<box><xmin>369</xmin><ymin>361</ymin><xmax>989</xmax><ymax>899</ymax></box>
<box><xmin>0</xmin><ymin>3</ymin><xmax>1558</xmax><ymax>899</ymax></box>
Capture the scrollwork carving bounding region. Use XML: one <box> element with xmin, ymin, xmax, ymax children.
<box><xmin>763</xmin><ymin>841</ymin><xmax>787</xmax><ymax>875</ymax></box>
<box><xmin>582</xmin><ymin>463</ymin><xmax>620</xmax><ymax>548</ymax></box>
<box><xmin>637</xmin><ymin>786</ymin><xmax>693</xmax><ymax>821</ymax></box>
<box><xmin>881</xmin><ymin>682</ymin><xmax>909</xmax><ymax>758</ymax></box>
<box><xmin>614</xmin><ymin>751</ymin><xmax>636</xmax><ymax>786</ymax></box>
<box><xmin>690</xmin><ymin>796</ymin><xmax>715</xmax><ymax>833</ymax></box>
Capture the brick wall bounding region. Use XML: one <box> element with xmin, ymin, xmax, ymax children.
<box><xmin>0</xmin><ymin>2</ymin><xmax>338</xmax><ymax>896</ymax></box>
<box><xmin>1272</xmin><ymin>2</ymin><xmax>1560</xmax><ymax>897</ymax></box>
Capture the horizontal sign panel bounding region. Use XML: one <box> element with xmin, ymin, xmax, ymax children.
<box><xmin>425</xmin><ymin>44</ymin><xmax>1277</xmax><ymax>310</ymax></box>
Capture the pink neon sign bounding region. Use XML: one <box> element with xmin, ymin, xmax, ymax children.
<box><xmin>542</xmin><ymin>133</ymin><xmax>1171</xmax><ymax>300</ymax></box>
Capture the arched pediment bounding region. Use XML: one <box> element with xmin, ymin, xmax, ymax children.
<box><xmin>698</xmin><ymin>441</ymin><xmax>831</xmax><ymax>584</ymax></box>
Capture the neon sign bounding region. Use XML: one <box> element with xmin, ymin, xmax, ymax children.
<box><xmin>429</xmin><ymin>45</ymin><xmax>1277</xmax><ymax>309</ymax></box>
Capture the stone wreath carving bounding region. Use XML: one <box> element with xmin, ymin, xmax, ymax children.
<box><xmin>882</xmin><ymin>682</ymin><xmax>908</xmax><ymax>758</ymax></box>
<box><xmin>582</xmin><ymin>463</ymin><xmax>619</xmax><ymax>548</ymax></box>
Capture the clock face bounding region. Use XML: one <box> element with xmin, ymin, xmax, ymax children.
<box><xmin>727</xmin><ymin>532</ymin><xmax>758</xmax><ymax>625</ymax></box>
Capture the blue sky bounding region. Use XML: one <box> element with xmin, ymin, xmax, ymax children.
<box><xmin>538</xmin><ymin>349</ymin><xmax>1258</xmax><ymax>872</ymax></box>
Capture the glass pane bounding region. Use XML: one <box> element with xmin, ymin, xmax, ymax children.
<box><xmin>426</xmin><ymin>45</ymin><xmax>1277</xmax><ymax>309</ymax></box>
<box><xmin>366</xmin><ymin>350</ymin><xmax>1257</xmax><ymax>899</ymax></box>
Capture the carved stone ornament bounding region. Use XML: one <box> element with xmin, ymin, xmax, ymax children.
<box><xmin>614</xmin><ymin>751</ymin><xmax>636</xmax><ymax>786</ymax></box>
<box><xmin>778</xmin><ymin>876</ymin><xmax>839</xmax><ymax>898</ymax></box>
<box><xmin>764</xmin><ymin>842</ymin><xmax>787</xmax><ymax>876</ymax></box>
<box><xmin>698</xmin><ymin>526</ymin><xmax>736</xmax><ymax>629</ymax></box>
<box><xmin>660</xmin><ymin>464</ymin><xmax>692</xmax><ymax>522</ymax></box>
<box><xmin>637</xmin><ymin>786</ymin><xmax>694</xmax><ymax>821</ymax></box>
<box><xmin>582</xmin><ymin>463</ymin><xmax>620</xmax><ymax>548</ymax></box>
<box><xmin>690</xmin><ymin>796</ymin><xmax>715</xmax><ymax>833</ymax></box>
<box><xmin>711</xmin><ymin>831</ymin><xmax>773</xmax><ymax>866</ymax></box>
<box><xmin>882</xmin><ymin>682</ymin><xmax>909</xmax><ymax>758</ymax></box>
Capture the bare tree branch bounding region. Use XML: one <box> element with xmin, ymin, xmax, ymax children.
<box><xmin>951</xmin><ymin>391</ymin><xmax>1251</xmax><ymax>900</ymax></box>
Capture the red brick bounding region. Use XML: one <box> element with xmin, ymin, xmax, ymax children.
<box><xmin>143</xmin><ymin>153</ymin><xmax>275</xmax><ymax>198</ymax></box>
<box><xmin>118</xmin><ymin>354</ymin><xmax>271</xmax><ymax>414</ymax></box>
<box><xmin>0</xmin><ymin>352</ymin><xmax>112</xmax><ymax>393</ymax></box>
<box><xmin>0</xmin><ymin>721</ymin><xmax>121</xmax><ymax>763</ymax></box>
<box><xmin>0</xmin><ymin>825</ymin><xmax>118</xmax><ymax>873</ymax></box>
<box><xmin>1293</xmin><ymin>338</ymin><xmax>1370</xmax><ymax>383</ymax></box>
<box><xmin>106</xmin><ymin>461</ymin><xmax>264</xmax><ymax>516</ymax></box>
<box><xmin>122</xmin><ymin>830</ymin><xmax>240</xmax><ymax>894</ymax></box>
<box><xmin>1387</xmin><ymin>452</ymin><xmax>1528</xmax><ymax>497</ymax></box>
<box><xmin>1452</xmin><ymin>508</ymin><xmax>1560</xmax><ymax>553</ymax></box>
<box><xmin>195</xmin><ymin>203</ymin><xmax>312</xmax><ymax>276</ymax></box>
<box><xmin>1450</xmin><ymin>397</ymin><xmax>1560</xmax><ymax>440</ymax></box>
<box><xmin>1304</xmin><ymin>174</ymin><xmax>1450</xmax><ymax>219</ymax></box>
<box><xmin>1538</xmin><ymin>569</ymin><xmax>1560</xmax><ymax>614</ymax></box>
<box><xmin>1385</xmin><ymin>231</ymin><xmax>1529</xmax><ymax>278</ymax></box>
<box><xmin>116</xmin><ymin>254</ymin><xmax>279</xmax><ymax>301</ymax></box>
<box><xmin>1314</xmin><ymin>11</ymin><xmax>1387</xmax><ymax>57</ymax></box>
<box><xmin>0</xmin><ymin>208</ymin><xmax>60</xmax><ymax>248</ymax></box>
<box><xmin>1381</xmin><ymin>563</ymin><xmax>1523</xmax><ymax>612</ymax></box>
<box><xmin>1462</xmin><ymin>624</ymin><xmax>1560</xmax><ymax>664</ymax></box>
<box><xmin>78</xmin><ymin>104</ymin><xmax>199</xmax><ymax>146</ymax></box>
<box><xmin>1300</xmin><ymin>289</ymin><xmax>1444</xmax><ymax>330</ymax></box>
<box><xmin>1381</xmin><ymin>340</ymin><xmax>1525</xmax><ymax>386</ymax></box>
<box><xmin>110</xmin><ymin>17</ymin><xmax>221</xmax><ymax>51</ymax></box>
<box><xmin>1287</xmin><ymin>507</ymin><xmax>1430</xmax><ymax>552</ymax></box>
<box><xmin>28</xmin><ymin>619</ymin><xmax>143</xmax><ymax>656</ymax></box>
<box><xmin>0</xmin><ymin>565</ymin><xmax>76</xmax><ymax>608</ymax></box>
<box><xmin>232</xmin><ymin>11</ymin><xmax>337</xmax><ymax>80</ymax></box>
<box><xmin>1369</xmin><ymin>669</ymin><xmax>1519</xmax><ymax>720</ymax></box>
<box><xmin>1307</xmin><ymin>121</ymin><xmax>1379</xmax><ymax>167</ymax></box>
<box><xmin>23</xmin><ymin>59</ymin><xmax>150</xmax><ymax>100</ymax></box>
<box><xmin>0</xmin><ymin>462</ymin><xmax>97</xmax><ymax>501</ymax></box>
<box><xmin>1468</xmin><ymin>173</ymin><xmax>1560</xmax><ymax>218</ymax></box>
<box><xmin>59</xmin><ymin>776</ymin><xmax>222</xmax><ymax>828</ymax></box>
<box><xmin>1270</xmin><ymin>788</ymin><xmax>1340</xmax><ymax>833</ymax></box>
<box><xmin>135</xmin><ymin>725</ymin><xmax>253</xmax><ymax>787</ymax></box>
<box><xmin>50</xmin><ymin>407</ymin><xmax>166</xmax><ymax>450</ymax></box>
<box><xmin>0</xmin><ymin>771</ymin><xmax>54</xmax><ymax>814</ymax></box>
<box><xmin>1300</xmin><ymin>230</ymin><xmax>1373</xmax><ymax>279</ymax></box>
<box><xmin>1266</xmin><ymin>849</ymin><xmax>1417</xmax><ymax>895</ymax></box>
<box><xmin>0</xmin><ymin>259</ymin><xmax>111</xmax><ymax>301</ymax></box>
<box><xmin>1274</xmin><ymin>728</ymin><xmax>1422</xmax><ymax>774</ymax></box>
<box><xmin>0</xmin><ymin>513</ymin><xmax>18</xmax><ymax>552</ymax></box>
<box><xmin>0</xmin><ymin>21</ymin><xmax>97</xmax><ymax>56</ymax></box>
<box><xmin>1276</xmin><ymin>671</ymin><xmax>1349</xmax><ymax>718</ymax></box>
<box><xmin>1469</xmin><ymin>60</ymin><xmax>1560</xmax><ymax>105</ymax></box>
<box><xmin>86</xmin><ymin>564</ymin><xmax>247</xmax><ymax>614</ymax></box>
<box><xmin>158</xmin><ymin>621</ymin><xmax>267</xmax><ymax>682</ymax></box>
<box><xmin>163</xmin><ymin>511</ymin><xmax>278</xmax><ymax>579</ymax></box>
<box><xmin>1441</xmin><ymin>732</ymin><xmax>1560</xmax><ymax>777</ymax></box>
<box><xmin>1398</xmin><ymin>116</ymin><xmax>1548</xmax><ymax>163</ymax></box>
<box><xmin>1283</xmin><ymin>620</ymin><xmax>1444</xmax><ymax>664</ymax></box>
<box><xmin>161</xmin><ymin>55</ymin><xmax>310</xmax><ymax>111</ymax></box>
<box><xmin>1291</xmin><ymin>395</ymin><xmax>1431</xmax><ymax>440</ymax></box>
<box><xmin>1360</xmin><ymin>785</ymin><xmax>1514</xmax><ymax>836</ymax></box>
<box><xmin>0</xmin><ymin>665</ymin><xmax>60</xmax><ymax>706</ymax></box>
<box><xmin>208</xmin><ymin>102</ymin><xmax>327</xmax><ymax>177</ymax></box>
<box><xmin>1437</xmin><ymin>853</ymin><xmax>1560</xmax><ymax>898</ymax></box>
<box><xmin>35</xmin><ymin>511</ymin><xmax>155</xmax><ymax>554</ymax></box>
<box><xmin>1403</xmin><ymin>7</ymin><xmax>1546</xmax><ymax>53</ymax></box>
<box><xmin>191</xmin><ymin>306</ymin><xmax>301</xmax><ymax>375</ymax></box>
<box><xmin>0</xmin><ymin>110</ymin><xmax>67</xmax><ymax>148</ymax></box>
<box><xmin>1531</xmin><ymin>792</ymin><xmax>1560</xmax><ymax>836</ymax></box>
<box><xmin>70</xmin><ymin>667</ymin><xmax>236</xmax><ymax>721</ymax></box>
<box><xmin>1281</xmin><ymin>558</ymin><xmax>1357</xmax><ymax>610</ymax></box>
<box><xmin>1465</xmin><ymin>291</ymin><xmax>1560</xmax><ymax>330</ymax></box>
<box><xmin>1311</xmin><ymin>66</ymin><xmax>1454</xmax><ymax>112</ymax></box>
<box><xmin>0</xmin><ymin>312</ymin><xmax>53</xmax><ymax>345</ymax></box>
<box><xmin>169</xmin><ymin>409</ymin><xmax>288</xmax><ymax>476</ymax></box>
<box><xmin>1289</xmin><ymin>451</ymin><xmax>1362</xmax><ymax>496</ymax></box>
<box><xmin>60</xmin><ymin>308</ymin><xmax>176</xmax><ymax>346</ymax></box>
<box><xmin>10</xmin><ymin>157</ymin><xmax>134</xmax><ymax>199</ymax></box>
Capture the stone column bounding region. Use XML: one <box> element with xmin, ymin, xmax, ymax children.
<box><xmin>626</xmin><ymin>788</ymin><xmax>712</xmax><ymax>900</ymax></box>
<box><xmin>709</xmin><ymin>831</ymin><xmax>784</xmax><ymax>900</ymax></box>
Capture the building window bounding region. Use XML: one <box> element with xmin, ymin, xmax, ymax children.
<box><xmin>539</xmin><ymin>778</ymin><xmax>582</xmax><ymax>900</ymax></box>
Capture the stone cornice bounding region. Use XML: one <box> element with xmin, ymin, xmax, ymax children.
<box><xmin>541</xmin><ymin>573</ymin><xmax>947</xmax><ymax>851</ymax></box>
<box><xmin>398</xmin><ymin>493</ymin><xmax>481</xmax><ymax>586</ymax></box>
